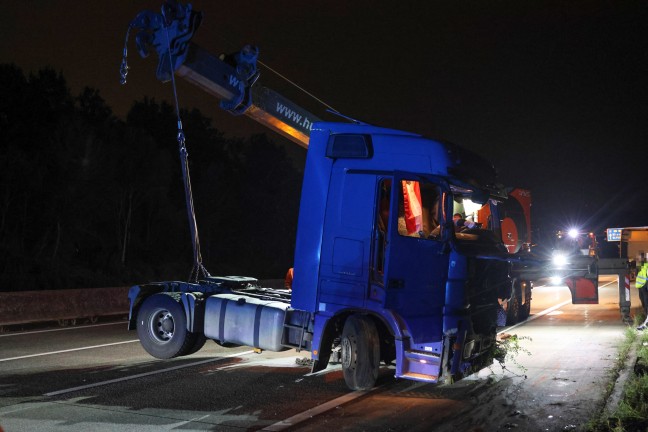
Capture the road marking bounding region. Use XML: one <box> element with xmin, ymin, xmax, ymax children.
<box><xmin>599</xmin><ymin>279</ymin><xmax>617</xmax><ymax>289</ymax></box>
<box><xmin>22</xmin><ymin>279</ymin><xmax>626</xmax><ymax>421</ymax></box>
<box><xmin>260</xmin><ymin>389</ymin><xmax>372</xmax><ymax>431</ymax></box>
<box><xmin>502</xmin><ymin>300</ymin><xmax>572</xmax><ymax>333</ymax></box>
<box><xmin>0</xmin><ymin>340</ymin><xmax>141</xmax><ymax>362</ymax></box>
<box><xmin>44</xmin><ymin>350</ymin><xmax>255</xmax><ymax>397</ymax></box>
<box><xmin>0</xmin><ymin>321</ymin><xmax>126</xmax><ymax>338</ymax></box>
<box><xmin>503</xmin><ymin>278</ymin><xmax>621</xmax><ymax>333</ymax></box>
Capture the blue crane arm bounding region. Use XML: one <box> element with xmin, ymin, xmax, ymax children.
<box><xmin>121</xmin><ymin>1</ymin><xmax>320</xmax><ymax>148</ymax></box>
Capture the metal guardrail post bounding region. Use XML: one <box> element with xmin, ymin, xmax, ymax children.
<box><xmin>599</xmin><ymin>258</ymin><xmax>632</xmax><ymax>323</ymax></box>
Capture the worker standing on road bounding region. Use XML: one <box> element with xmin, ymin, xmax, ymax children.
<box><xmin>636</xmin><ymin>262</ymin><xmax>648</xmax><ymax>330</ymax></box>
<box><xmin>637</xmin><ymin>262</ymin><xmax>648</xmax><ymax>311</ymax></box>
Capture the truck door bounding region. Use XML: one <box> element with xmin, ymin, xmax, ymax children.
<box><xmin>371</xmin><ymin>176</ymin><xmax>449</xmax><ymax>343</ymax></box>
<box><xmin>317</xmin><ymin>167</ymin><xmax>376</xmax><ymax>309</ymax></box>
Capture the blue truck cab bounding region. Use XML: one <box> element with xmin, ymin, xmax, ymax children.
<box><xmin>127</xmin><ymin>121</ymin><xmax>512</xmax><ymax>391</ymax></box>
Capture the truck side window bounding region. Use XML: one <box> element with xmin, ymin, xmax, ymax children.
<box><xmin>455</xmin><ymin>195</ymin><xmax>491</xmax><ymax>240</ymax></box>
<box><xmin>373</xmin><ymin>179</ymin><xmax>391</xmax><ymax>279</ymax></box>
<box><xmin>377</xmin><ymin>180</ymin><xmax>391</xmax><ymax>234</ymax></box>
<box><xmin>398</xmin><ymin>180</ymin><xmax>441</xmax><ymax>240</ymax></box>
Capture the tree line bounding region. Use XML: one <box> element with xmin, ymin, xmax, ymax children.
<box><xmin>0</xmin><ymin>64</ymin><xmax>303</xmax><ymax>291</ymax></box>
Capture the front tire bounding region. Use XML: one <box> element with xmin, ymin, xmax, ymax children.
<box><xmin>341</xmin><ymin>315</ymin><xmax>380</xmax><ymax>390</ymax></box>
<box><xmin>136</xmin><ymin>293</ymin><xmax>198</xmax><ymax>359</ymax></box>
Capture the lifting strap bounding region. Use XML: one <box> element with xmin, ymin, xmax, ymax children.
<box><xmin>120</xmin><ymin>3</ymin><xmax>210</xmax><ymax>282</ymax></box>
<box><xmin>161</xmin><ymin>8</ymin><xmax>210</xmax><ymax>282</ymax></box>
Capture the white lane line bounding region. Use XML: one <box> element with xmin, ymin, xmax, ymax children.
<box><xmin>44</xmin><ymin>350</ymin><xmax>255</xmax><ymax>397</ymax></box>
<box><xmin>0</xmin><ymin>321</ymin><xmax>126</xmax><ymax>338</ymax></box>
<box><xmin>261</xmin><ymin>389</ymin><xmax>372</xmax><ymax>431</ymax></box>
<box><xmin>0</xmin><ymin>340</ymin><xmax>140</xmax><ymax>362</ymax></box>
<box><xmin>600</xmin><ymin>279</ymin><xmax>617</xmax><ymax>289</ymax></box>
<box><xmin>175</xmin><ymin>414</ymin><xmax>211</xmax><ymax>428</ymax></box>
<box><xmin>501</xmin><ymin>299</ymin><xmax>571</xmax><ymax>333</ymax></box>
<box><xmin>502</xmin><ymin>278</ymin><xmax>621</xmax><ymax>333</ymax></box>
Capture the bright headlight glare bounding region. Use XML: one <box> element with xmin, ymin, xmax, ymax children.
<box><xmin>568</xmin><ymin>229</ymin><xmax>579</xmax><ymax>239</ymax></box>
<box><xmin>552</xmin><ymin>253</ymin><xmax>568</xmax><ymax>266</ymax></box>
<box><xmin>550</xmin><ymin>276</ymin><xmax>562</xmax><ymax>285</ymax></box>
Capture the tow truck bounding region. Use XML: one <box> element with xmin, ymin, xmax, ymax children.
<box><xmin>490</xmin><ymin>192</ymin><xmax>635</xmax><ymax>324</ymax></box>
<box><xmin>504</xmin><ymin>220</ymin><xmax>633</xmax><ymax>322</ymax></box>
<box><xmin>547</xmin><ymin>229</ymin><xmax>598</xmax><ymax>286</ymax></box>
<box><xmin>119</xmin><ymin>2</ymin><xmax>538</xmax><ymax>390</ymax></box>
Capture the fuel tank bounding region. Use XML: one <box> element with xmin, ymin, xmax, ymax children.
<box><xmin>203</xmin><ymin>293</ymin><xmax>289</xmax><ymax>351</ymax></box>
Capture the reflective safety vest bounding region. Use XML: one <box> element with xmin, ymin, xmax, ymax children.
<box><xmin>637</xmin><ymin>264</ymin><xmax>648</xmax><ymax>289</ymax></box>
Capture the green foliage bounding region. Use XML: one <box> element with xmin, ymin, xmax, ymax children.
<box><xmin>490</xmin><ymin>334</ymin><xmax>532</xmax><ymax>378</ymax></box>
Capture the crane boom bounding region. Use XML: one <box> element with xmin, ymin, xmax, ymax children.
<box><xmin>120</xmin><ymin>2</ymin><xmax>320</xmax><ymax>148</ymax></box>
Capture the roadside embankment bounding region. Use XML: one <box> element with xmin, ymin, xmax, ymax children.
<box><xmin>0</xmin><ymin>279</ymin><xmax>284</xmax><ymax>327</ymax></box>
<box><xmin>0</xmin><ymin>287</ymin><xmax>130</xmax><ymax>326</ymax></box>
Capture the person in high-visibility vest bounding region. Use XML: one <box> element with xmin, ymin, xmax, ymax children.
<box><xmin>636</xmin><ymin>262</ymin><xmax>648</xmax><ymax>330</ymax></box>
<box><xmin>637</xmin><ymin>263</ymin><xmax>648</xmax><ymax>309</ymax></box>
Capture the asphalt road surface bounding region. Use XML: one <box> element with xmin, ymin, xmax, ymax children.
<box><xmin>0</xmin><ymin>276</ymin><xmax>639</xmax><ymax>432</ymax></box>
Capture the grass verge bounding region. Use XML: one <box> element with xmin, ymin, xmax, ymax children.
<box><xmin>586</xmin><ymin>322</ymin><xmax>648</xmax><ymax>432</ymax></box>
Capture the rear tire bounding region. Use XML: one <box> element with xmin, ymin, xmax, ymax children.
<box><xmin>506</xmin><ymin>282</ymin><xmax>522</xmax><ymax>325</ymax></box>
<box><xmin>341</xmin><ymin>315</ymin><xmax>380</xmax><ymax>390</ymax></box>
<box><xmin>185</xmin><ymin>334</ymin><xmax>207</xmax><ymax>355</ymax></box>
<box><xmin>136</xmin><ymin>293</ymin><xmax>198</xmax><ymax>359</ymax></box>
<box><xmin>519</xmin><ymin>281</ymin><xmax>532</xmax><ymax>321</ymax></box>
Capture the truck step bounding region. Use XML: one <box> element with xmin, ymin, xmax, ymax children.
<box><xmin>397</xmin><ymin>350</ymin><xmax>441</xmax><ymax>384</ymax></box>
<box><xmin>401</xmin><ymin>372</ymin><xmax>438</xmax><ymax>382</ymax></box>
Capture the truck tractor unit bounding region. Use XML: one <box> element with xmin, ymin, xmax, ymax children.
<box><xmin>127</xmin><ymin>122</ymin><xmax>514</xmax><ymax>390</ymax></box>
<box><xmin>122</xmin><ymin>2</ymin><xmax>518</xmax><ymax>391</ymax></box>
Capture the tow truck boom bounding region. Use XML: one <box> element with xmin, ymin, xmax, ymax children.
<box><xmin>120</xmin><ymin>2</ymin><xmax>320</xmax><ymax>148</ymax></box>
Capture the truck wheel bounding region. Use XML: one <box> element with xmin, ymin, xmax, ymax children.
<box><xmin>340</xmin><ymin>315</ymin><xmax>380</xmax><ymax>390</ymax></box>
<box><xmin>184</xmin><ymin>334</ymin><xmax>207</xmax><ymax>355</ymax></box>
<box><xmin>506</xmin><ymin>284</ymin><xmax>521</xmax><ymax>325</ymax></box>
<box><xmin>519</xmin><ymin>281</ymin><xmax>532</xmax><ymax>321</ymax></box>
<box><xmin>136</xmin><ymin>293</ymin><xmax>197</xmax><ymax>359</ymax></box>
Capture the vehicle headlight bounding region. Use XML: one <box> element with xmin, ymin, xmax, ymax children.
<box><xmin>552</xmin><ymin>253</ymin><xmax>568</xmax><ymax>267</ymax></box>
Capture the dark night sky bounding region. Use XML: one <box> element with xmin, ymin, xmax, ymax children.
<box><xmin>2</xmin><ymin>1</ymin><xmax>647</xmax><ymax>238</ymax></box>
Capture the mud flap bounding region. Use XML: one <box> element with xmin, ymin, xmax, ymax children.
<box><xmin>565</xmin><ymin>276</ymin><xmax>599</xmax><ymax>304</ymax></box>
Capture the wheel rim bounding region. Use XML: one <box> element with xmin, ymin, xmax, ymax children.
<box><xmin>341</xmin><ymin>337</ymin><xmax>353</xmax><ymax>369</ymax></box>
<box><xmin>149</xmin><ymin>308</ymin><xmax>175</xmax><ymax>343</ymax></box>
